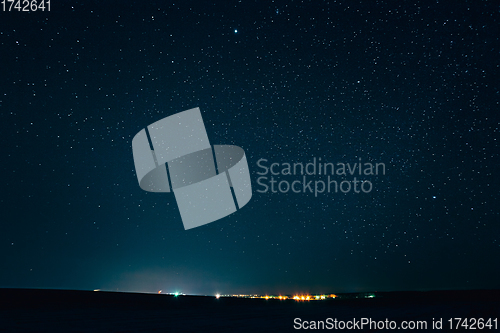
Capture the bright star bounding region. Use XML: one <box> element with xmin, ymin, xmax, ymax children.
<box><xmin>234</xmin><ymin>29</ymin><xmax>238</xmax><ymax>33</ymax></box>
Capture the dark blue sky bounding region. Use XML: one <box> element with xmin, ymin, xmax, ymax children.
<box><xmin>1</xmin><ymin>0</ymin><xmax>499</xmax><ymax>295</ymax></box>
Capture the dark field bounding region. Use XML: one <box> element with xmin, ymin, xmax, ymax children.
<box><xmin>1</xmin><ymin>289</ymin><xmax>499</xmax><ymax>332</ymax></box>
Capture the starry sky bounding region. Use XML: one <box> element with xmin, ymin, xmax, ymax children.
<box><xmin>1</xmin><ymin>1</ymin><xmax>499</xmax><ymax>296</ymax></box>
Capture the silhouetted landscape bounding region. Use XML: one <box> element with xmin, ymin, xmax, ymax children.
<box><xmin>1</xmin><ymin>288</ymin><xmax>499</xmax><ymax>331</ymax></box>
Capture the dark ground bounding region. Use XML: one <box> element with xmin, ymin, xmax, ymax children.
<box><xmin>0</xmin><ymin>289</ymin><xmax>499</xmax><ymax>332</ymax></box>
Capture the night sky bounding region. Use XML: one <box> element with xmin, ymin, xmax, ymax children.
<box><xmin>1</xmin><ymin>1</ymin><xmax>499</xmax><ymax>296</ymax></box>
